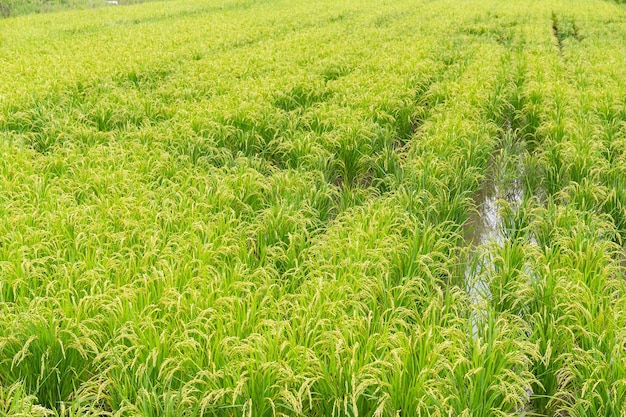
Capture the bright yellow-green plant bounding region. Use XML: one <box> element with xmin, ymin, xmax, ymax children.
<box><xmin>1</xmin><ymin>0</ymin><xmax>625</xmax><ymax>416</ymax></box>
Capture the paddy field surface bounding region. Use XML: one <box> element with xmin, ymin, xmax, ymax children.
<box><xmin>1</xmin><ymin>0</ymin><xmax>626</xmax><ymax>415</ymax></box>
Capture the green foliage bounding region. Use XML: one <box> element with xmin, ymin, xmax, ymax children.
<box><xmin>1</xmin><ymin>0</ymin><xmax>626</xmax><ymax>416</ymax></box>
<box><xmin>0</xmin><ymin>0</ymin><xmax>155</xmax><ymax>18</ymax></box>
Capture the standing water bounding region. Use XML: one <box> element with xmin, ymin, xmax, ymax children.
<box><xmin>463</xmin><ymin>128</ymin><xmax>525</xmax><ymax>333</ymax></box>
<box><xmin>462</xmin><ymin>127</ymin><xmax>531</xmax><ymax>415</ymax></box>
<box><xmin>462</xmin><ymin>127</ymin><xmax>533</xmax><ymax>415</ymax></box>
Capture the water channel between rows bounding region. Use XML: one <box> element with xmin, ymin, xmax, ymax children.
<box><xmin>463</xmin><ymin>128</ymin><xmax>525</xmax><ymax>323</ymax></box>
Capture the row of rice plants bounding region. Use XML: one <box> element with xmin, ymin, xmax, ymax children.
<box><xmin>479</xmin><ymin>1</ymin><xmax>626</xmax><ymax>415</ymax></box>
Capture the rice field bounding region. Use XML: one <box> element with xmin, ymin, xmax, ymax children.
<box><xmin>0</xmin><ymin>0</ymin><xmax>153</xmax><ymax>18</ymax></box>
<box><xmin>1</xmin><ymin>0</ymin><xmax>626</xmax><ymax>415</ymax></box>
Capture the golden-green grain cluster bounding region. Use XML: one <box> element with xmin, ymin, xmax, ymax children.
<box><xmin>1</xmin><ymin>0</ymin><xmax>625</xmax><ymax>416</ymax></box>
